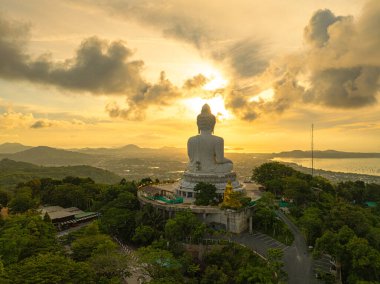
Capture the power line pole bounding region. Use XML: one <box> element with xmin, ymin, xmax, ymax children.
<box><xmin>311</xmin><ymin>123</ymin><xmax>314</xmax><ymax>176</ymax></box>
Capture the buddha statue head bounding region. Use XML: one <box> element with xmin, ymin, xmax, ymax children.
<box><xmin>197</xmin><ymin>104</ymin><xmax>216</xmax><ymax>134</ymax></box>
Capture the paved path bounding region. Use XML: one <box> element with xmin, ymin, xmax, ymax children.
<box><xmin>223</xmin><ymin>211</ymin><xmax>324</xmax><ymax>283</ymax></box>
<box><xmin>229</xmin><ymin>231</ymin><xmax>289</xmax><ymax>258</ymax></box>
<box><xmin>113</xmin><ymin>237</ymin><xmax>148</xmax><ymax>284</ymax></box>
<box><xmin>276</xmin><ymin>210</ymin><xmax>321</xmax><ymax>284</ymax></box>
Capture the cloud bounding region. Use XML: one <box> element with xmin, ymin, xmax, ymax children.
<box><xmin>0</xmin><ymin>14</ymin><xmax>188</xmax><ymax>119</ymax></box>
<box><xmin>0</xmin><ymin>16</ymin><xmax>147</xmax><ymax>94</ymax></box>
<box><xmin>213</xmin><ymin>39</ymin><xmax>269</xmax><ymax>78</ymax></box>
<box><xmin>0</xmin><ymin>109</ymin><xmax>90</xmax><ymax>130</ymax></box>
<box><xmin>72</xmin><ymin>0</ymin><xmax>269</xmax><ymax>80</ymax></box>
<box><xmin>304</xmin><ymin>9</ymin><xmax>343</xmax><ymax>47</ymax></box>
<box><xmin>75</xmin><ymin>0</ymin><xmax>217</xmax><ymax>49</ymax></box>
<box><xmin>3</xmin><ymin>1</ymin><xmax>380</xmax><ymax>123</ymax></box>
<box><xmin>30</xmin><ymin>120</ymin><xmax>53</xmax><ymax>129</ymax></box>
<box><xmin>0</xmin><ymin>111</ymin><xmax>34</xmax><ymax>129</ymax></box>
<box><xmin>106</xmin><ymin>71</ymin><xmax>181</xmax><ymax>120</ymax></box>
<box><xmin>305</xmin><ymin>67</ymin><xmax>380</xmax><ymax>108</ymax></box>
<box><xmin>183</xmin><ymin>74</ymin><xmax>208</xmax><ymax>90</ymax></box>
<box><xmin>301</xmin><ymin>3</ymin><xmax>380</xmax><ymax>108</ymax></box>
<box><xmin>239</xmin><ymin>1</ymin><xmax>380</xmax><ymax>119</ymax></box>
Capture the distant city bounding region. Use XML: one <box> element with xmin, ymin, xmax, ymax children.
<box><xmin>1</xmin><ymin>142</ymin><xmax>379</xmax><ymax>187</ymax></box>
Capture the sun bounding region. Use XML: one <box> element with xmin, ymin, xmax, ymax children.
<box><xmin>189</xmin><ymin>63</ymin><xmax>228</xmax><ymax>91</ymax></box>
<box><xmin>184</xmin><ymin>95</ymin><xmax>232</xmax><ymax>120</ymax></box>
<box><xmin>203</xmin><ymin>71</ymin><xmax>228</xmax><ymax>91</ymax></box>
<box><xmin>182</xmin><ymin>63</ymin><xmax>231</xmax><ymax>119</ymax></box>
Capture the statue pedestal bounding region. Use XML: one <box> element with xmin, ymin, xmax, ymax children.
<box><xmin>176</xmin><ymin>171</ymin><xmax>245</xmax><ymax>201</ymax></box>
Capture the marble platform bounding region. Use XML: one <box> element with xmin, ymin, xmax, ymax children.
<box><xmin>176</xmin><ymin>170</ymin><xmax>245</xmax><ymax>202</ymax></box>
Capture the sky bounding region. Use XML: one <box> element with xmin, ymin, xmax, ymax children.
<box><xmin>0</xmin><ymin>0</ymin><xmax>379</xmax><ymax>152</ymax></box>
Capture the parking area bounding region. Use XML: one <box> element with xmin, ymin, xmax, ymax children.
<box><xmin>312</xmin><ymin>254</ymin><xmax>336</xmax><ymax>277</ymax></box>
<box><xmin>230</xmin><ymin>231</ymin><xmax>289</xmax><ymax>257</ymax></box>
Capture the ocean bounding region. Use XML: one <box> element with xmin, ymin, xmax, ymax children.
<box><xmin>273</xmin><ymin>158</ymin><xmax>380</xmax><ymax>176</ymax></box>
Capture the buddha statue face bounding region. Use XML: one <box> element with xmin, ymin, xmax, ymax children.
<box><xmin>197</xmin><ymin>104</ymin><xmax>216</xmax><ymax>133</ymax></box>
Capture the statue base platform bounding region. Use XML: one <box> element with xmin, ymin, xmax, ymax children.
<box><xmin>176</xmin><ymin>171</ymin><xmax>245</xmax><ymax>201</ymax></box>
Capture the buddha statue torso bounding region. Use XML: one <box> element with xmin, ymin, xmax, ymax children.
<box><xmin>187</xmin><ymin>104</ymin><xmax>233</xmax><ymax>173</ymax></box>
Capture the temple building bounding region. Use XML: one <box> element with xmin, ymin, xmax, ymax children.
<box><xmin>138</xmin><ymin>104</ymin><xmax>260</xmax><ymax>233</ymax></box>
<box><xmin>177</xmin><ymin>104</ymin><xmax>244</xmax><ymax>201</ymax></box>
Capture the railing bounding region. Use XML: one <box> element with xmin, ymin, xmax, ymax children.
<box><xmin>182</xmin><ymin>237</ymin><xmax>267</xmax><ymax>261</ymax></box>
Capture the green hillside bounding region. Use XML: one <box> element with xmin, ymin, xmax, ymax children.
<box><xmin>5</xmin><ymin>146</ymin><xmax>98</xmax><ymax>166</ymax></box>
<box><xmin>0</xmin><ymin>159</ymin><xmax>121</xmax><ymax>189</ymax></box>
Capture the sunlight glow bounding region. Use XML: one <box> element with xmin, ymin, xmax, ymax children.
<box><xmin>190</xmin><ymin>63</ymin><xmax>228</xmax><ymax>91</ymax></box>
<box><xmin>249</xmin><ymin>88</ymin><xmax>275</xmax><ymax>103</ymax></box>
<box><xmin>203</xmin><ymin>72</ymin><xmax>228</xmax><ymax>91</ymax></box>
<box><xmin>184</xmin><ymin>96</ymin><xmax>232</xmax><ymax>120</ymax></box>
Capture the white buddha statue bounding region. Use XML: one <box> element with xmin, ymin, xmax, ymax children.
<box><xmin>187</xmin><ymin>104</ymin><xmax>233</xmax><ymax>173</ymax></box>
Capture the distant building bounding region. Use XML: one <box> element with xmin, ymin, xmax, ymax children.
<box><xmin>364</xmin><ymin>201</ymin><xmax>378</xmax><ymax>208</ymax></box>
<box><xmin>39</xmin><ymin>205</ymin><xmax>100</xmax><ymax>230</ymax></box>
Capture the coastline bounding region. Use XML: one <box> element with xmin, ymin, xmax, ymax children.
<box><xmin>281</xmin><ymin>161</ymin><xmax>380</xmax><ymax>184</ymax></box>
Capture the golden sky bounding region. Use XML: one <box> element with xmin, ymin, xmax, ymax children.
<box><xmin>0</xmin><ymin>0</ymin><xmax>379</xmax><ymax>152</ymax></box>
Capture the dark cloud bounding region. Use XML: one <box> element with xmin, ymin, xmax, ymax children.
<box><xmin>300</xmin><ymin>3</ymin><xmax>380</xmax><ymax>108</ymax></box>
<box><xmin>183</xmin><ymin>74</ymin><xmax>208</xmax><ymax>89</ymax></box>
<box><xmin>75</xmin><ymin>1</ymin><xmax>269</xmax><ymax>79</ymax></box>
<box><xmin>224</xmin><ymin>89</ymin><xmax>259</xmax><ymax>121</ymax></box>
<box><xmin>305</xmin><ymin>67</ymin><xmax>380</xmax><ymax>108</ymax></box>
<box><xmin>214</xmin><ymin>39</ymin><xmax>268</xmax><ymax>78</ymax></box>
<box><xmin>0</xmin><ymin>17</ymin><xmax>147</xmax><ymax>94</ymax></box>
<box><xmin>46</xmin><ymin>38</ymin><xmax>147</xmax><ymax>94</ymax></box>
<box><xmin>106</xmin><ymin>71</ymin><xmax>181</xmax><ymax>120</ymax></box>
<box><xmin>240</xmin><ymin>1</ymin><xmax>380</xmax><ymax>119</ymax></box>
<box><xmin>81</xmin><ymin>0</ymin><xmax>215</xmax><ymax>49</ymax></box>
<box><xmin>304</xmin><ymin>9</ymin><xmax>342</xmax><ymax>47</ymax></box>
<box><xmin>0</xmin><ymin>15</ymin><xmax>187</xmax><ymax>120</ymax></box>
<box><xmin>0</xmin><ymin>16</ymin><xmax>30</xmax><ymax>79</ymax></box>
<box><xmin>30</xmin><ymin>120</ymin><xmax>52</xmax><ymax>129</ymax></box>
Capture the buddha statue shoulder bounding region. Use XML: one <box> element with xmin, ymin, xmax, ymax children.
<box><xmin>187</xmin><ymin>104</ymin><xmax>233</xmax><ymax>173</ymax></box>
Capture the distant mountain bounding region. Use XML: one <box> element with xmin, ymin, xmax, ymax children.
<box><xmin>0</xmin><ymin>143</ymin><xmax>32</xmax><ymax>154</ymax></box>
<box><xmin>5</xmin><ymin>146</ymin><xmax>98</xmax><ymax>166</ymax></box>
<box><xmin>74</xmin><ymin>144</ymin><xmax>186</xmax><ymax>158</ymax></box>
<box><xmin>120</xmin><ymin>144</ymin><xmax>141</xmax><ymax>150</ymax></box>
<box><xmin>0</xmin><ymin>158</ymin><xmax>121</xmax><ymax>188</ymax></box>
<box><xmin>274</xmin><ymin>150</ymin><xmax>380</xmax><ymax>159</ymax></box>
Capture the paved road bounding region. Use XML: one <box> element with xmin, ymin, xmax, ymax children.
<box><xmin>276</xmin><ymin>210</ymin><xmax>321</xmax><ymax>284</ymax></box>
<box><xmin>225</xmin><ymin>211</ymin><xmax>323</xmax><ymax>283</ymax></box>
<box><xmin>113</xmin><ymin>237</ymin><xmax>148</xmax><ymax>284</ymax></box>
<box><xmin>228</xmin><ymin>231</ymin><xmax>289</xmax><ymax>259</ymax></box>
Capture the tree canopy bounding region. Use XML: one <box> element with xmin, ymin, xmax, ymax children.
<box><xmin>194</xmin><ymin>182</ymin><xmax>220</xmax><ymax>206</ymax></box>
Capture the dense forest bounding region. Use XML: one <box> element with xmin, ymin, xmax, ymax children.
<box><xmin>0</xmin><ymin>175</ymin><xmax>283</xmax><ymax>283</ymax></box>
<box><xmin>252</xmin><ymin>162</ymin><xmax>380</xmax><ymax>283</ymax></box>
<box><xmin>1</xmin><ymin>161</ymin><xmax>379</xmax><ymax>283</ymax></box>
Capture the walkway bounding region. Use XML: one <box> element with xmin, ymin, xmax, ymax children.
<box><xmin>228</xmin><ymin>231</ymin><xmax>289</xmax><ymax>258</ymax></box>
<box><xmin>221</xmin><ymin>211</ymin><xmax>323</xmax><ymax>283</ymax></box>
<box><xmin>113</xmin><ymin>237</ymin><xmax>148</xmax><ymax>284</ymax></box>
<box><xmin>276</xmin><ymin>210</ymin><xmax>321</xmax><ymax>284</ymax></box>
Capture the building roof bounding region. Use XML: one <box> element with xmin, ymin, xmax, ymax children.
<box><xmin>74</xmin><ymin>212</ymin><xmax>97</xmax><ymax>219</ymax></box>
<box><xmin>47</xmin><ymin>210</ymin><xmax>76</xmax><ymax>220</ymax></box>
<box><xmin>365</xmin><ymin>201</ymin><xmax>378</xmax><ymax>208</ymax></box>
<box><xmin>40</xmin><ymin>206</ymin><xmax>65</xmax><ymax>213</ymax></box>
<box><xmin>39</xmin><ymin>205</ymin><xmax>84</xmax><ymax>221</ymax></box>
<box><xmin>65</xmin><ymin>207</ymin><xmax>83</xmax><ymax>214</ymax></box>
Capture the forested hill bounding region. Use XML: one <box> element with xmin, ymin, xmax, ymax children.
<box><xmin>2</xmin><ymin>146</ymin><xmax>98</xmax><ymax>166</ymax></box>
<box><xmin>0</xmin><ymin>159</ymin><xmax>121</xmax><ymax>188</ymax></box>
<box><xmin>274</xmin><ymin>150</ymin><xmax>380</xmax><ymax>158</ymax></box>
<box><xmin>0</xmin><ymin>142</ymin><xmax>33</xmax><ymax>153</ymax></box>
